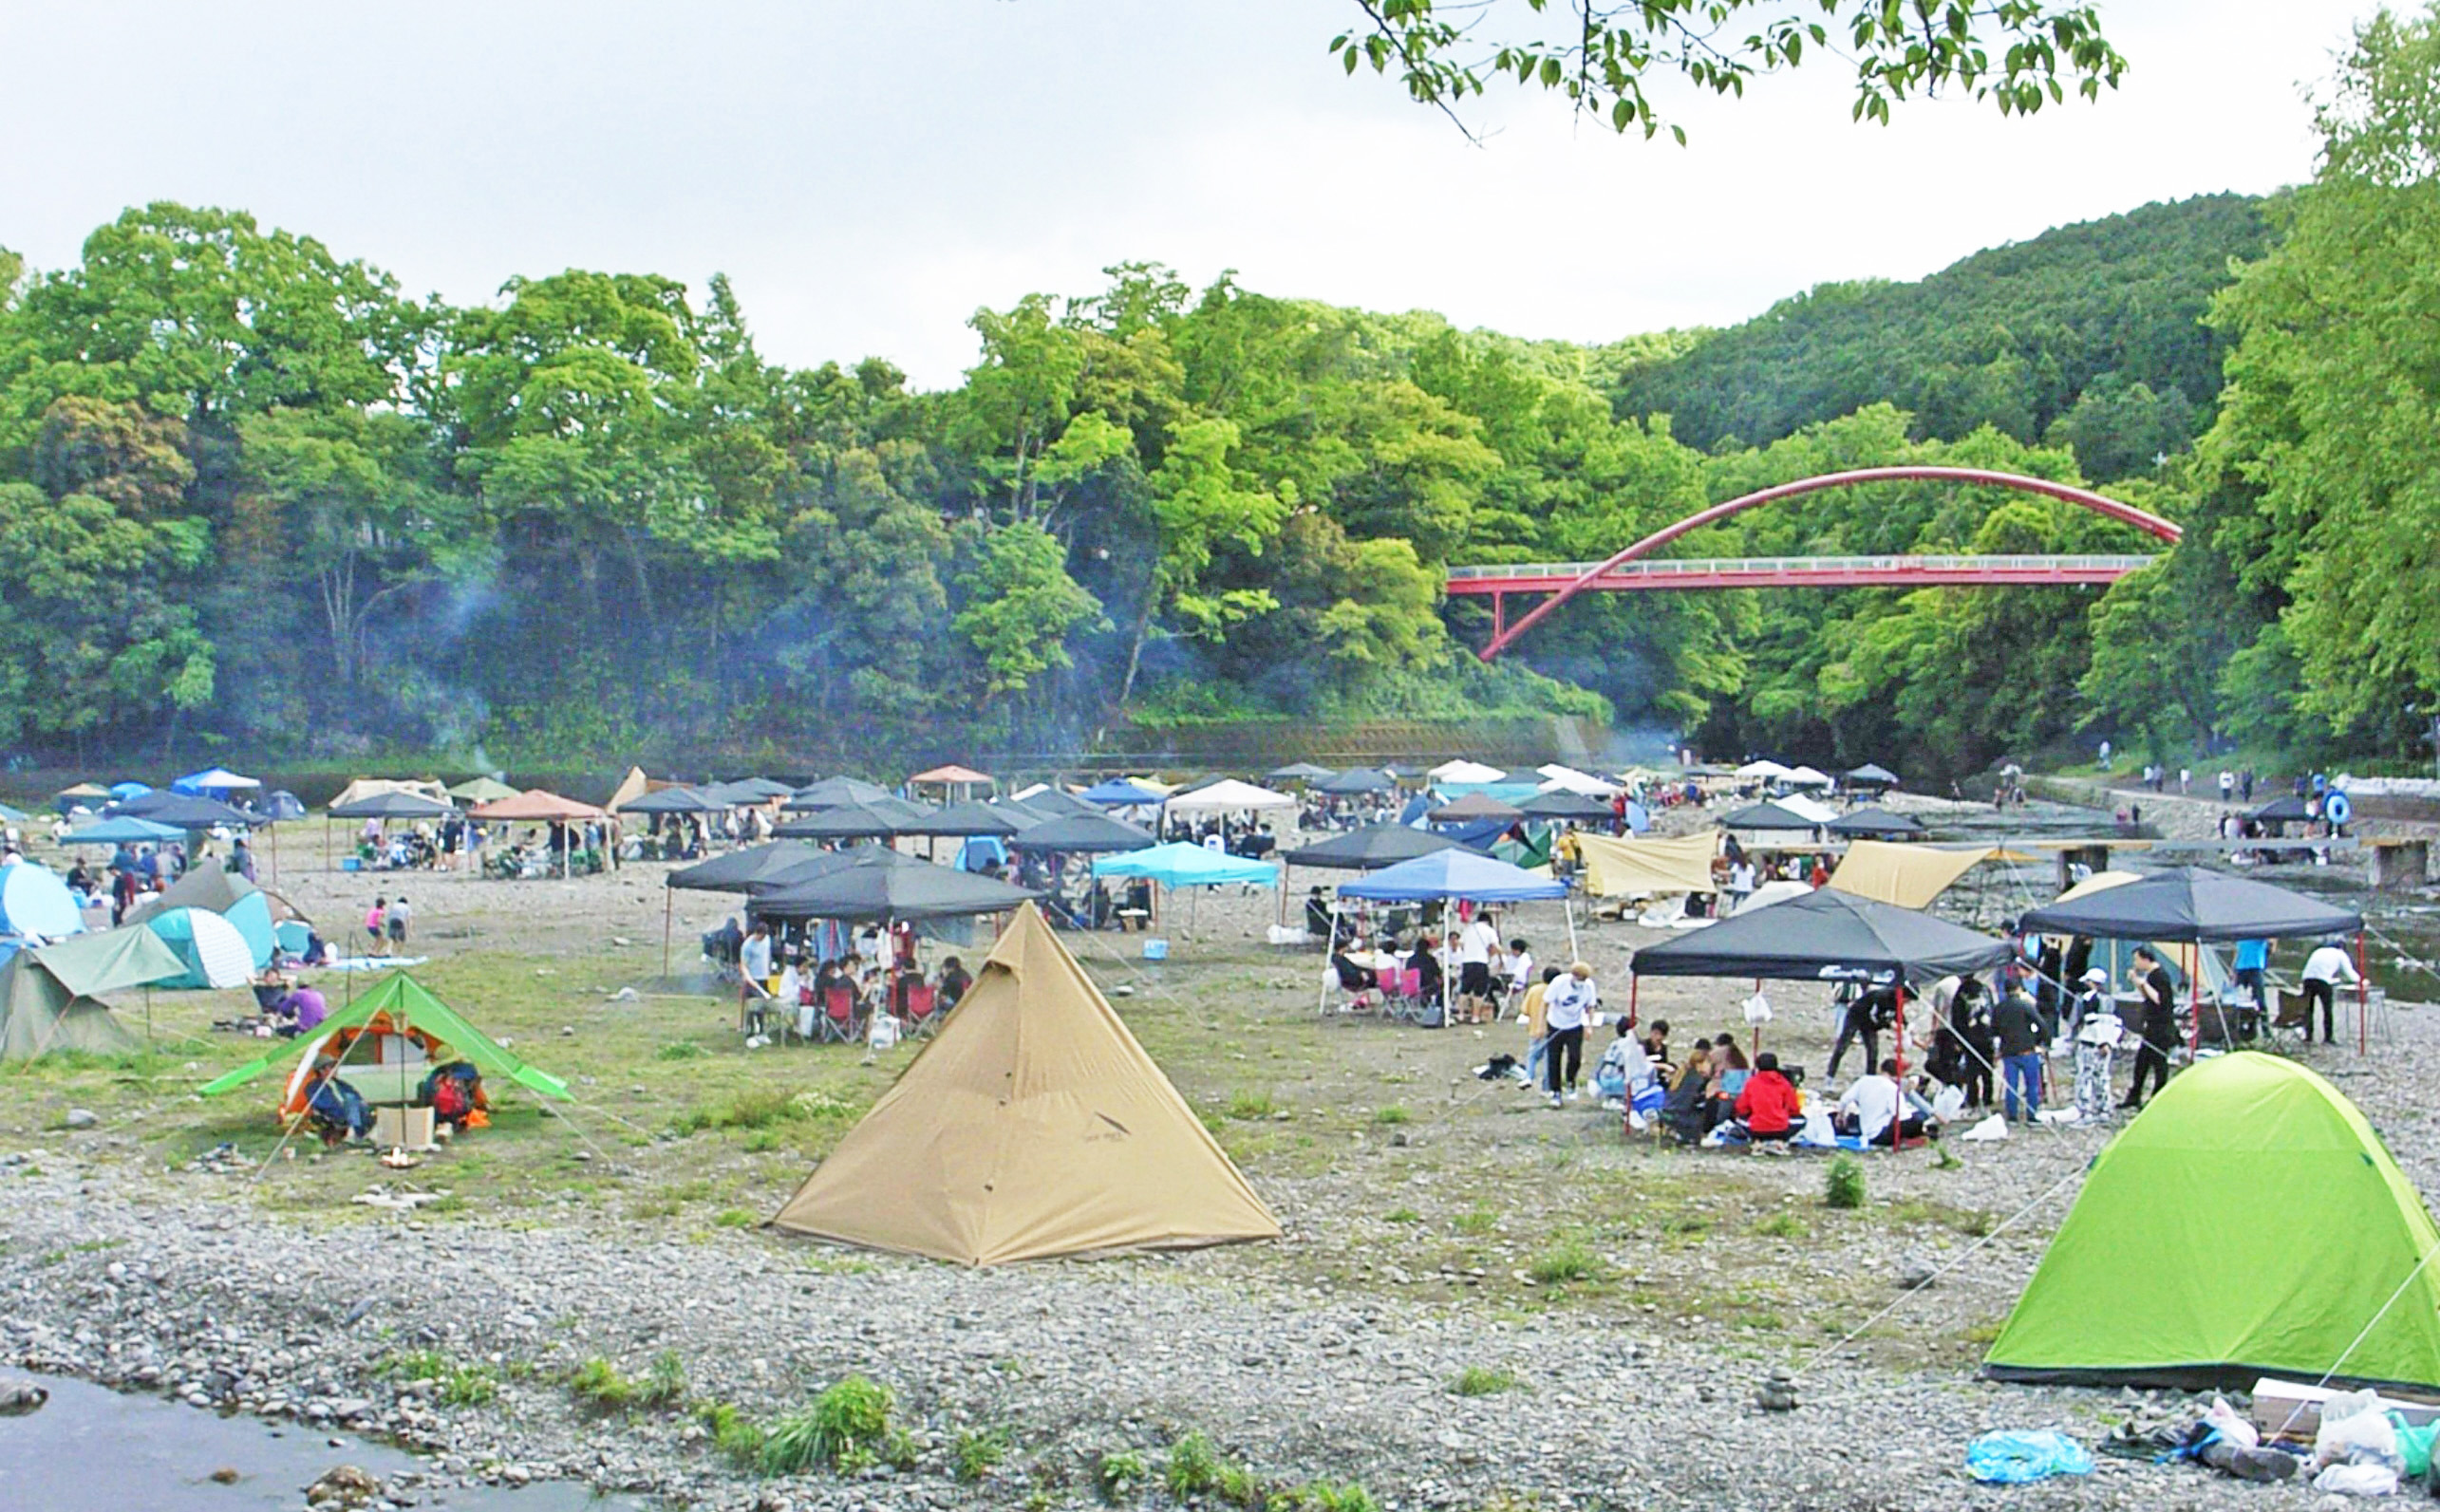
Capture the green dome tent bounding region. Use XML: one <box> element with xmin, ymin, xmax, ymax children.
<box><xmin>1984</xmin><ymin>1053</ymin><xmax>2440</xmax><ymax>1393</ymax></box>
<box><xmin>0</xmin><ymin>927</ymin><xmax>186</xmax><ymax>1060</ymax></box>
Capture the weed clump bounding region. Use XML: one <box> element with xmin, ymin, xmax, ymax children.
<box><xmin>1825</xmin><ymin>1153</ymin><xmax>1868</xmax><ymax>1209</ymax></box>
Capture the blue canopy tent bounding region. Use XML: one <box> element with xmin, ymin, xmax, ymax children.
<box><xmin>63</xmin><ymin>817</ymin><xmax>186</xmax><ymax>846</ymax></box>
<box><xmin>1095</xmin><ymin>841</ymin><xmax>1280</xmax><ymax>937</ymax></box>
<box><xmin>171</xmin><ymin>767</ymin><xmax>261</xmax><ymax>799</ymax></box>
<box><xmin>1333</xmin><ymin>849</ymin><xmax>1574</xmax><ymax>1021</ymax></box>
<box><xmin>0</xmin><ymin>802</ymin><xmax>26</xmax><ymax>825</ymax></box>
<box><xmin>108</xmin><ymin>781</ymin><xmax>153</xmax><ymax>801</ymax></box>
<box><xmin>1079</xmin><ymin>778</ymin><xmax>1166</xmax><ymax>808</ymax></box>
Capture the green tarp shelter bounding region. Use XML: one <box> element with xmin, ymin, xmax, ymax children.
<box><xmin>199</xmin><ymin>973</ymin><xmax>571</xmax><ymax>1102</ymax></box>
<box><xmin>1984</xmin><ymin>1053</ymin><xmax>2440</xmax><ymax>1392</ymax></box>
<box><xmin>0</xmin><ymin>927</ymin><xmax>186</xmax><ymax>1060</ymax></box>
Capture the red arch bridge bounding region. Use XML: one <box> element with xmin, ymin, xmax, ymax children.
<box><xmin>1453</xmin><ymin>466</ymin><xmax>2182</xmax><ymax>661</ymax></box>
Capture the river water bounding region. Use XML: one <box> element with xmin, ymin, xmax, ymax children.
<box><xmin>0</xmin><ymin>1372</ymin><xmax>643</xmax><ymax>1512</ymax></box>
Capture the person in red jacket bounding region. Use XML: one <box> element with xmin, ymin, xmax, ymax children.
<box><xmin>1733</xmin><ymin>1052</ymin><xmax>1804</xmax><ymax>1144</ymax></box>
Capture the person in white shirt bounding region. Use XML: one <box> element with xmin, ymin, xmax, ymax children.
<box><xmin>1503</xmin><ymin>938</ymin><xmax>1536</xmax><ymax>1009</ymax></box>
<box><xmin>1832</xmin><ymin>1058</ymin><xmax>1924</xmax><ymax>1147</ymax></box>
<box><xmin>1456</xmin><ymin>910</ymin><xmax>1500</xmax><ymax>1009</ymax></box>
<box><xmin>1541</xmin><ymin>961</ymin><xmax>1598</xmax><ymax>1106</ymax></box>
<box><xmin>2300</xmin><ymin>938</ymin><xmax>2360</xmax><ymax>1045</ymax></box>
<box><xmin>1727</xmin><ymin>859</ymin><xmax>1756</xmax><ymax>906</ymax></box>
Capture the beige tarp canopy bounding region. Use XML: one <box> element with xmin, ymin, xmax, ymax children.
<box><xmin>1576</xmin><ymin>831</ymin><xmax>1719</xmax><ymax>897</ymax></box>
<box><xmin>1827</xmin><ymin>840</ymin><xmax>2037</xmax><ymax>910</ymax></box>
<box><xmin>329</xmin><ymin>777</ymin><xmax>450</xmax><ymax>810</ymax></box>
<box><xmin>607</xmin><ymin>766</ymin><xmax>654</xmax><ymax>815</ymax></box>
<box><xmin>771</xmin><ymin>902</ymin><xmax>1281</xmax><ymax>1265</ymax></box>
<box><xmin>0</xmin><ymin>927</ymin><xmax>186</xmax><ymax>1060</ymax></box>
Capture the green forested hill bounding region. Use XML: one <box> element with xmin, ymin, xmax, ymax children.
<box><xmin>1606</xmin><ymin>194</ymin><xmax>2273</xmax><ymax>478</ymax></box>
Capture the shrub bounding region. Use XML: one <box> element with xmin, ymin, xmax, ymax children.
<box><xmin>1166</xmin><ymin>1430</ymin><xmax>1224</xmax><ymax>1495</ymax></box>
<box><xmin>1527</xmin><ymin>1238</ymin><xmax>1600</xmax><ymax>1284</ymax></box>
<box><xmin>760</xmin><ymin>1374</ymin><xmax>908</xmax><ymax>1475</ymax></box>
<box><xmin>1450</xmin><ymin>1366</ymin><xmax>1517</xmax><ymax>1397</ymax></box>
<box><xmin>954</xmin><ymin>1427</ymin><xmax>1008</xmax><ymax>1483</ymax></box>
<box><xmin>1825</xmin><ymin>1154</ymin><xmax>1868</xmax><ymax>1210</ymax></box>
<box><xmin>1097</xmin><ymin>1448</ymin><xmax>1149</xmax><ymax>1503</ymax></box>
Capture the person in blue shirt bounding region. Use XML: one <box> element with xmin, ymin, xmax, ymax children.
<box><xmin>2232</xmin><ymin>938</ymin><xmax>2270</xmax><ymax>1028</ymax></box>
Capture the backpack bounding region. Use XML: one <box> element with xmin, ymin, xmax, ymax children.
<box><xmin>429</xmin><ymin>1075</ymin><xmax>469</xmax><ymax>1121</ymax></box>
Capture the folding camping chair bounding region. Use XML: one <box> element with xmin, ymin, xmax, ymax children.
<box><xmin>815</xmin><ymin>986</ymin><xmax>861</xmax><ymax>1044</ymax></box>
<box><xmin>901</xmin><ymin>982</ymin><xmax>941</xmax><ymax>1036</ymax></box>
<box><xmin>2268</xmin><ymin>987</ymin><xmax>2314</xmax><ymax>1045</ymax></box>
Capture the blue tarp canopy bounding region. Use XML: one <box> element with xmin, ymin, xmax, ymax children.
<box><xmin>171</xmin><ymin>767</ymin><xmax>261</xmax><ymax>796</ymax></box>
<box><xmin>64</xmin><ymin>817</ymin><xmax>186</xmax><ymax>845</ymax></box>
<box><xmin>108</xmin><ymin>781</ymin><xmax>153</xmax><ymax>800</ymax></box>
<box><xmin>1431</xmin><ymin>782</ymin><xmax>1543</xmax><ymax>807</ymax></box>
<box><xmin>1093</xmin><ymin>842</ymin><xmax>1280</xmax><ymax>888</ymax></box>
<box><xmin>1337</xmin><ymin>849</ymin><xmax>1568</xmax><ymax>903</ymax></box>
<box><xmin>1079</xmin><ymin>778</ymin><xmax>1166</xmax><ymax>807</ymax></box>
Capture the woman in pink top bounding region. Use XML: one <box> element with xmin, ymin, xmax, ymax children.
<box><xmin>366</xmin><ymin>898</ymin><xmax>387</xmax><ymax>957</ymax></box>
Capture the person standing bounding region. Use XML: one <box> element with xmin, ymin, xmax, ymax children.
<box><xmin>2232</xmin><ymin>937</ymin><xmax>2271</xmax><ymax>1028</ymax></box>
<box><xmin>2300</xmin><ymin>938</ymin><xmax>2360</xmax><ymax>1046</ymax></box>
<box><xmin>2071</xmin><ymin>972</ymin><xmax>2120</xmax><ymax>1124</ymax></box>
<box><xmin>1456</xmin><ymin>908</ymin><xmax>1499</xmax><ymax>1017</ymax></box>
<box><xmin>1826</xmin><ymin>982</ymin><xmax>1891</xmax><ymax>1083</ymax></box>
<box><xmin>385</xmin><ymin>894</ymin><xmax>412</xmax><ymax>953</ymax></box>
<box><xmin>1520</xmin><ymin>966</ymin><xmax>1556</xmax><ymax>1092</ymax></box>
<box><xmin>2218</xmin><ymin>770</ymin><xmax>2234</xmax><ymax>804</ymax></box>
<box><xmin>1541</xmin><ymin>961</ymin><xmax>1597</xmax><ymax>1107</ymax></box>
<box><xmin>365</xmin><ymin>897</ymin><xmax>388</xmax><ymax>958</ymax></box>
<box><xmin>1993</xmin><ymin>984</ymin><xmax>2045</xmax><ymax>1123</ymax></box>
<box><xmin>2120</xmin><ymin>946</ymin><xmax>2176</xmax><ymax>1110</ymax></box>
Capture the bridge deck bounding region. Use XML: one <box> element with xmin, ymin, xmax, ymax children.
<box><xmin>1446</xmin><ymin>553</ymin><xmax>2156</xmax><ymax>593</ymax></box>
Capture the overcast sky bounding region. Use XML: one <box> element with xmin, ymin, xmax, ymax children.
<box><xmin>0</xmin><ymin>1</ymin><xmax>2386</xmax><ymax>387</ymax></box>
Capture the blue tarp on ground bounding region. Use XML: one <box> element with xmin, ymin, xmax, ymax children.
<box><xmin>0</xmin><ymin>865</ymin><xmax>84</xmax><ymax>941</ymax></box>
<box><xmin>1337</xmin><ymin>849</ymin><xmax>1567</xmax><ymax>904</ymax></box>
<box><xmin>1093</xmin><ymin>842</ymin><xmax>1280</xmax><ymax>888</ymax></box>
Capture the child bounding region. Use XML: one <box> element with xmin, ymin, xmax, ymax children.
<box><xmin>366</xmin><ymin>897</ymin><xmax>388</xmax><ymax>958</ymax></box>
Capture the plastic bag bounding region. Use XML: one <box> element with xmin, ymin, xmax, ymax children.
<box><xmin>2317</xmin><ymin>1405</ymin><xmax>2402</xmax><ymax>1472</ymax></box>
<box><xmin>1742</xmin><ymin>991</ymin><xmax>1773</xmax><ymax>1026</ymax></box>
<box><xmin>2390</xmin><ymin>1413</ymin><xmax>2435</xmax><ymax>1479</ymax></box>
<box><xmin>2204</xmin><ymin>1395</ymin><xmax>2259</xmax><ymax>1450</ymax></box>
<box><xmin>1931</xmin><ymin>1085</ymin><xmax>1966</xmax><ymax>1120</ymax></box>
<box><xmin>1966</xmin><ymin>1429</ymin><xmax>2094</xmax><ymax>1484</ymax></box>
<box><xmin>2312</xmin><ymin>1462</ymin><xmax>2400</xmax><ymax>1496</ymax></box>
<box><xmin>1961</xmin><ymin>1113</ymin><xmax>2010</xmax><ymax>1142</ymax></box>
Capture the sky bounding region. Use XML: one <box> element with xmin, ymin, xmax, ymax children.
<box><xmin>0</xmin><ymin>1</ymin><xmax>2390</xmax><ymax>388</ymax></box>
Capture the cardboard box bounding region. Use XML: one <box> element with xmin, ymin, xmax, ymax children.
<box><xmin>373</xmin><ymin>1106</ymin><xmax>436</xmax><ymax>1151</ymax></box>
<box><xmin>2252</xmin><ymin>1377</ymin><xmax>2440</xmax><ymax>1442</ymax></box>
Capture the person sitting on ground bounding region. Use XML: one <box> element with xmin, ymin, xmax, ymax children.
<box><xmin>1592</xmin><ymin>1020</ymin><xmax>1656</xmax><ymax>1112</ymax></box>
<box><xmin>1732</xmin><ymin>1051</ymin><xmax>1804</xmax><ymax>1144</ymax></box>
<box><xmin>1409</xmin><ymin>932</ymin><xmax>1444</xmax><ymax>1006</ymax></box>
<box><xmin>1639</xmin><ymin>1018</ymin><xmax>1676</xmax><ymax>1084</ymax></box>
<box><xmin>419</xmin><ymin>1061</ymin><xmax>487</xmax><ymax>1134</ymax></box>
<box><xmin>276</xmin><ymin>980</ymin><xmax>328</xmax><ymax>1039</ymax></box>
<box><xmin>1705</xmin><ymin>1031</ymin><xmax>1752</xmax><ymax>1130</ymax></box>
<box><xmin>1832</xmin><ymin>1058</ymin><xmax>1929</xmax><ymax>1147</ymax></box>
<box><xmin>1661</xmin><ymin>1039</ymin><xmax>1714</xmax><ymax>1145</ymax></box>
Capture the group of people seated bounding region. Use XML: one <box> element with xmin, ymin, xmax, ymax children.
<box><xmin>297</xmin><ymin>1055</ymin><xmax>487</xmax><ymax>1147</ymax></box>
<box><xmin>716</xmin><ymin>917</ymin><xmax>976</xmax><ymax>1048</ymax></box>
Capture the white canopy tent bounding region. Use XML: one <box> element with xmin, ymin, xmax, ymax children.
<box><xmin>1776</xmin><ymin>793</ymin><xmax>1840</xmax><ymax>824</ymax></box>
<box><xmin>1783</xmin><ymin>766</ymin><xmax>1835</xmax><ymax>788</ymax></box>
<box><xmin>1427</xmin><ymin>759</ymin><xmax>1509</xmax><ymax>785</ymax></box>
<box><xmin>1164</xmin><ymin>778</ymin><xmax>1298</xmax><ymax>814</ymax></box>
<box><xmin>1535</xmin><ymin>763</ymin><xmax>1622</xmax><ymax>797</ymax></box>
<box><xmin>1734</xmin><ymin>759</ymin><xmax>1793</xmax><ymax>781</ymax></box>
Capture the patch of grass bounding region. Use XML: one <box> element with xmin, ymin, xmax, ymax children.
<box><xmin>655</xmin><ymin>1040</ymin><xmax>709</xmax><ymax>1061</ymax></box>
<box><xmin>1750</xmin><ymin>1210</ymin><xmax>1810</xmax><ymax>1241</ymax></box>
<box><xmin>954</xmin><ymin>1426</ymin><xmax>1008</xmax><ymax>1483</ymax></box>
<box><xmin>1454</xmin><ymin>1204</ymin><xmax>1499</xmax><ymax>1237</ymax></box>
<box><xmin>1932</xmin><ymin>1142</ymin><xmax>1962</xmax><ymax>1170</ymax></box>
<box><xmin>672</xmin><ymin>1088</ymin><xmax>804</xmax><ymax>1135</ymax></box>
<box><xmin>380</xmin><ymin>1348</ymin><xmax>498</xmax><ymax>1406</ymax></box>
<box><xmin>1527</xmin><ymin>1238</ymin><xmax>1601</xmax><ymax>1285</ymax></box>
<box><xmin>1372</xmin><ymin>1104</ymin><xmax>1411</xmax><ymax>1126</ymax></box>
<box><xmin>1097</xmin><ymin>1447</ymin><xmax>1150</xmax><ymax>1503</ymax></box>
<box><xmin>568</xmin><ymin>1356</ymin><xmax>635</xmax><ymax>1409</ymax></box>
<box><xmin>1215</xmin><ymin>1461</ymin><xmax>1264</xmax><ymax>1508</ymax></box>
<box><xmin>637</xmin><ymin>1349</ymin><xmax>687</xmax><ymax>1409</ymax></box>
<box><xmin>711</xmin><ymin>1206</ymin><xmax>758</xmax><ymax>1228</ymax></box>
<box><xmin>1272</xmin><ymin>1482</ymin><xmax>1380</xmax><ymax>1512</ymax></box>
<box><xmin>1450</xmin><ymin>1365</ymin><xmax>1517</xmax><ymax>1397</ymax></box>
<box><xmin>1824</xmin><ymin>1153</ymin><xmax>1867</xmax><ymax>1209</ymax></box>
<box><xmin>760</xmin><ymin>1374</ymin><xmax>911</xmax><ymax>1476</ymax></box>
<box><xmin>1165</xmin><ymin>1430</ymin><xmax>1225</xmax><ymax>1496</ymax></box>
<box><xmin>697</xmin><ymin>1400</ymin><xmax>764</xmax><ymax>1466</ymax></box>
<box><xmin>1224</xmin><ymin>1090</ymin><xmax>1278</xmax><ymax>1121</ymax></box>
<box><xmin>1383</xmin><ymin>1206</ymin><xmax>1422</xmax><ymax>1224</ymax></box>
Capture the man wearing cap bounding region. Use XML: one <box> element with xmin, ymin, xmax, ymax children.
<box><xmin>1541</xmin><ymin>961</ymin><xmax>1598</xmax><ymax>1108</ymax></box>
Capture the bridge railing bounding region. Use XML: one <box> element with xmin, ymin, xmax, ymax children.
<box><xmin>1446</xmin><ymin>552</ymin><xmax>2158</xmax><ymax>584</ymax></box>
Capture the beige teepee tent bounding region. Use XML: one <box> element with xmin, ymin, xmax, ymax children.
<box><xmin>771</xmin><ymin>902</ymin><xmax>1280</xmax><ymax>1265</ymax></box>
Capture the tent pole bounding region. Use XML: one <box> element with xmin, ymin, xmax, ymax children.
<box><xmin>1564</xmin><ymin>897</ymin><xmax>1579</xmax><ymax>961</ymax></box>
<box><xmin>1891</xmin><ymin>984</ymin><xmax>1910</xmax><ymax>1149</ymax></box>
<box><xmin>663</xmin><ymin>887</ymin><xmax>673</xmax><ymax>981</ymax></box>
<box><xmin>2357</xmin><ymin>929</ymin><xmax>2369</xmax><ymax>1056</ymax></box>
<box><xmin>1316</xmin><ymin>905</ymin><xmax>1341</xmax><ymax>1017</ymax></box>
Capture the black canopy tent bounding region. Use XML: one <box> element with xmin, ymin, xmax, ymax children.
<box><xmin>662</xmin><ymin>841</ymin><xmax>914</xmax><ymax>974</ymax></box>
<box><xmin>784</xmin><ymin>776</ymin><xmax>895</xmax><ymax>812</ymax></box>
<box><xmin>1429</xmin><ymin>793</ymin><xmax>1523</xmax><ymax>823</ymax></box>
<box><xmin>2018</xmin><ymin>867</ymin><xmax>2369</xmax><ymax>1052</ymax></box>
<box><xmin>1517</xmin><ymin>791</ymin><xmax>1615</xmax><ymax>822</ymax></box>
<box><xmin>616</xmin><ymin>785</ymin><xmax>729</xmax><ymax>815</ymax></box>
<box><xmin>896</xmin><ymin>799</ymin><xmax>1029</xmax><ymax>837</ymax></box>
<box><xmin>1843</xmin><ymin>763</ymin><xmax>1902</xmax><ymax>790</ymax></box>
<box><xmin>1827</xmin><ymin>807</ymin><xmax>1926</xmax><ymax>838</ymax></box>
<box><xmin>1717</xmin><ymin>801</ymin><xmax>1827</xmax><ymax>832</ymax></box>
<box><xmin>1266</xmin><ymin>762</ymin><xmax>1336</xmax><ymax>783</ymax></box>
<box><xmin>1630</xmin><ymin>888</ymin><xmax>2012</xmax><ymax>1122</ymax></box>
<box><xmin>775</xmin><ymin>801</ymin><xmax>910</xmax><ymax>840</ymax></box>
<box><xmin>1280</xmin><ymin>823</ymin><xmax>1476</xmax><ymax>871</ymax></box>
<box><xmin>1313</xmin><ymin>768</ymin><xmax>1394</xmax><ymax>796</ymax></box>
<box><xmin>325</xmin><ymin>789</ymin><xmax>460</xmax><ymax>875</ymax></box>
<box><xmin>1004</xmin><ymin>812</ymin><xmax>1155</xmax><ymax>854</ymax></box>
<box><xmin>1009</xmin><ymin>787</ymin><xmax>1098</xmax><ymax>819</ymax></box>
<box><xmin>745</xmin><ymin>855</ymin><xmax>1039</xmax><ymax>1030</ymax></box>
